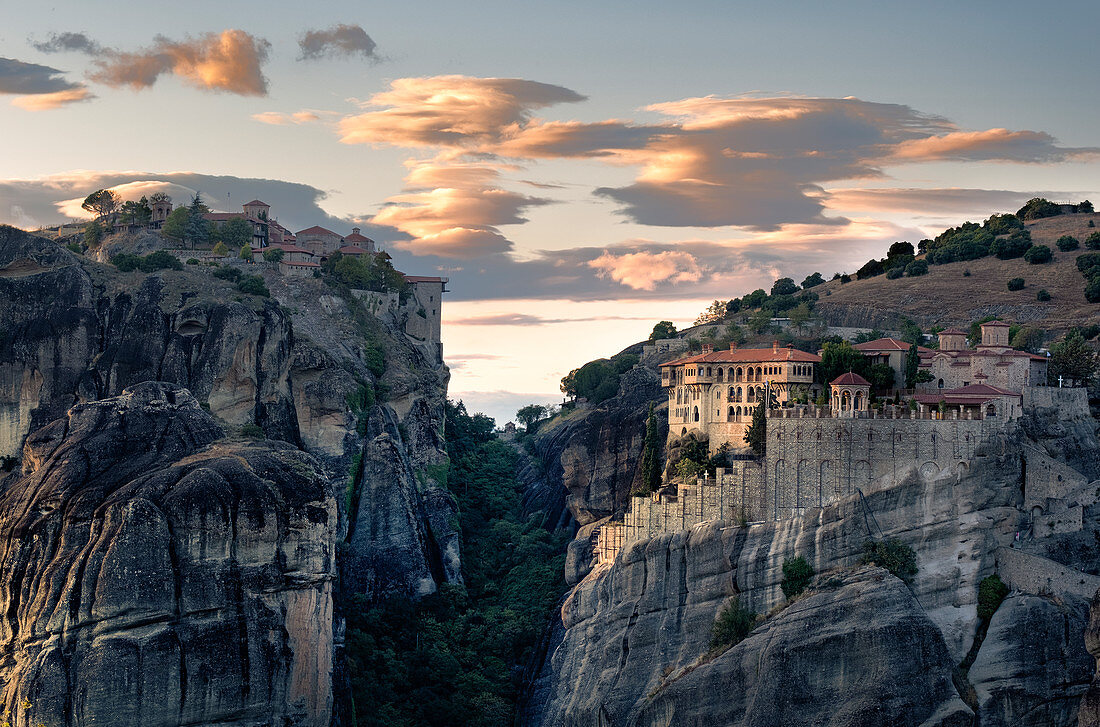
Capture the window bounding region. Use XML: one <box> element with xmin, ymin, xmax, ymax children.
<box><xmin>938</xmin><ymin>378</ymin><xmax>944</xmax><ymax>389</ymax></box>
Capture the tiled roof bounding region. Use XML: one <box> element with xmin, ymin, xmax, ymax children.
<box><xmin>831</xmin><ymin>372</ymin><xmax>871</xmax><ymax>386</ymax></box>
<box><xmin>660</xmin><ymin>346</ymin><xmax>821</xmax><ymax>367</ymax></box>
<box><xmin>296</xmin><ymin>225</ymin><xmax>340</xmax><ymax>236</ymax></box>
<box><xmin>338</xmin><ymin>245</ymin><xmax>372</xmax><ymax>255</ymax></box>
<box><xmin>981</xmin><ymin>320</ymin><xmax>1010</xmax><ymax>327</ymax></box>
<box><xmin>345</xmin><ymin>232</ymin><xmax>373</xmax><ymax>243</ymax></box>
<box><xmin>243</xmin><ymin>199</ymin><xmax>269</xmax><ymax>207</ymax></box>
<box><xmin>853</xmin><ymin>337</ymin><xmax>931</xmax><ymax>353</ymax></box>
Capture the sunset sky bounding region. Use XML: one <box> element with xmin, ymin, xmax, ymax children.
<box><xmin>3</xmin><ymin>1</ymin><xmax>1099</xmax><ymax>423</ymax></box>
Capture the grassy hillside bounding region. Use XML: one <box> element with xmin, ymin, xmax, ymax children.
<box><xmin>814</xmin><ymin>213</ymin><xmax>1100</xmax><ymax>332</ymax></box>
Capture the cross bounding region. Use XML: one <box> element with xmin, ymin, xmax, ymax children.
<box><xmin>1058</xmin><ymin>375</ymin><xmax>1064</xmax><ymax>388</ymax></box>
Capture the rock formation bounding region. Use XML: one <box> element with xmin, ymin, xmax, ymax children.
<box><xmin>0</xmin><ymin>382</ymin><xmax>336</xmax><ymax>726</ymax></box>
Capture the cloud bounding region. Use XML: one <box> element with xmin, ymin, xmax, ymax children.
<box><xmin>88</xmin><ymin>30</ymin><xmax>271</xmax><ymax>96</ymax></box>
<box><xmin>821</xmin><ymin>187</ymin><xmax>1042</xmax><ymax>215</ymax></box>
<box><xmin>889</xmin><ymin>129</ymin><xmax>1099</xmax><ymax>163</ymax></box>
<box><xmin>30</xmin><ymin>31</ymin><xmax>103</xmax><ymax>55</ymax></box>
<box><xmin>448</xmin><ymin>313</ymin><xmax>651</xmax><ymax>325</ymax></box>
<box><xmin>588</xmin><ymin>249</ymin><xmax>706</xmax><ymax>291</ymax></box>
<box><xmin>10</xmin><ymin>86</ymin><xmax>94</xmax><ymax>110</ymax></box>
<box><xmin>338</xmin><ymin>75</ymin><xmax>586</xmax><ymax>147</ymax></box>
<box><xmin>374</xmin><ymin>162</ymin><xmax>552</xmax><ymax>257</ymax></box>
<box><xmin>298</xmin><ymin>24</ymin><xmax>379</xmax><ymax>61</ymax></box>
<box><xmin>252</xmin><ymin>110</ymin><xmax>323</xmax><ymax>125</ymax></box>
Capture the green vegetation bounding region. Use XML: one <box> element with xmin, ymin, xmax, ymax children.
<box><xmin>1016</xmin><ymin>197</ymin><xmax>1062</xmax><ymax>220</ymax></box>
<box><xmin>860</xmin><ymin>539</ymin><xmax>917</xmax><ymax>583</ymax></box>
<box><xmin>216</xmin><ymin>217</ymin><xmax>254</xmax><ymax>248</ymax></box>
<box><xmin>110</xmin><ymin>250</ymin><xmax>184</xmax><ymax>273</ymax></box>
<box><xmin>781</xmin><ymin>556</ymin><xmax>814</xmax><ymax>600</ymax></box>
<box><xmin>213</xmin><ymin>265</ymin><xmax>242</xmax><ymax>282</ymax></box>
<box><xmin>649</xmin><ymin>320</ymin><xmax>677</xmax><ymax>340</ymax></box>
<box><xmin>709</xmin><ymin>597</ymin><xmax>757</xmax><ymax>651</ymax></box>
<box><xmin>263</xmin><ymin>246</ymin><xmax>284</xmax><ymax>263</ymax></box>
<box><xmin>1006</xmin><ymin>277</ymin><xmax>1025</xmax><ymax>291</ymax></box>
<box><xmin>239</xmin><ymin>422</ymin><xmax>264</xmax><ymax>438</ymax></box>
<box><xmin>83</xmin><ymin>219</ymin><xmax>104</xmax><ymax>247</ymax></box>
<box><xmin>236</xmin><ymin>274</ymin><xmax>270</xmax><ymax>297</ymax></box>
<box><xmin>515</xmin><ymin>403</ymin><xmax>552</xmax><ymax>431</ymax></box>
<box><xmin>989</xmin><ymin>229</ymin><xmax>1032</xmax><ymax>260</ymax></box>
<box><xmin>1023</xmin><ymin>244</ymin><xmax>1052</xmax><ymax>264</ymax></box>
<box><xmin>801</xmin><ymin>272</ymin><xmax>825</xmax><ymax>289</ymax></box>
<box><xmin>161</xmin><ymin>206</ymin><xmax>190</xmax><ymax>241</ymax></box>
<box><xmin>66</xmin><ymin>241</ymin><xmax>82</xmax><ymax>254</ymax></box>
<box><xmin>212</xmin><ymin>241</ymin><xmax>228</xmax><ymax>257</ymax></box>
<box><xmin>1037</xmin><ymin>289</ymin><xmax>1051</xmax><ymax>301</ymax></box>
<box><xmin>639</xmin><ymin>403</ymin><xmax>662</xmax><ymax>494</ymax></box>
<box><xmin>560</xmin><ymin>354</ymin><xmax>638</xmax><ymax>404</ymax></box>
<box><xmin>1048</xmin><ymin>330</ymin><xmax>1098</xmax><ymax>386</ymax></box>
<box><xmin>1088</xmin><ymin>232</ymin><xmax>1100</xmax><ymax>250</ymax></box>
<box><xmin>345</xmin><ymin>401</ymin><xmax>570</xmax><ymax>726</ymax></box>
<box><xmin>347</xmin><ymin>383</ymin><xmax>376</xmax><ymax>435</ymax></box>
<box><xmin>118</xmin><ymin>197</ymin><xmax>152</xmax><ymax>227</ymax></box>
<box><xmin>81</xmin><ymin>188</ymin><xmax>120</xmax><ymax>219</ymax></box>
<box><xmin>744</xmin><ymin>403</ymin><xmax>766</xmax><ymax>455</ymax></box>
<box><xmin>239</xmin><ymin>244</ymin><xmax>253</xmax><ymax>261</ymax></box>
<box><xmin>322</xmin><ymin>250</ymin><xmax>409</xmax><ymax>295</ymax></box>
<box><xmin>905</xmin><ymin>259</ymin><xmax>928</xmax><ymax>277</ymax></box>
<box><xmin>1057</xmin><ymin>235</ymin><xmax>1080</xmax><ymax>251</ymax></box>
<box><xmin>976</xmin><ymin>574</ymin><xmax>1009</xmax><ymax>621</ymax></box>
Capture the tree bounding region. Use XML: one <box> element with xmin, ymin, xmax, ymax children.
<box><xmin>1057</xmin><ymin>235</ymin><xmax>1080</xmax><ymax>251</ymax></box>
<box><xmin>1087</xmin><ymin>232</ymin><xmax>1100</xmax><ymax>250</ymax></box>
<box><xmin>1016</xmin><ymin>197</ymin><xmax>1061</xmax><ymax>220</ymax></box>
<box><xmin>1079</xmin><ymin>200</ymin><xmax>1095</xmax><ymax>213</ymax></box>
<box><xmin>781</xmin><ymin>556</ymin><xmax>814</xmax><ymax>599</ymax></box>
<box><xmin>515</xmin><ymin>404</ymin><xmax>549</xmax><ymax>431</ymax></box>
<box><xmin>695</xmin><ymin>300</ymin><xmax>728</xmax><ymax>325</ymax></box>
<box><xmin>118</xmin><ymin>198</ymin><xmax>151</xmax><ymax>227</ymax></box>
<box><xmin>741</xmin><ymin>288</ymin><xmax>768</xmax><ymax>309</ymax></box>
<box><xmin>185</xmin><ymin>193</ymin><xmax>210</xmax><ymax>249</ymax></box>
<box><xmin>1037</xmin><ymin>289</ymin><xmax>1051</xmax><ymax>302</ymax></box>
<box><xmin>1023</xmin><ymin>244</ymin><xmax>1052</xmax><ymax>264</ymax></box>
<box><xmin>725</xmin><ymin>321</ymin><xmax>746</xmax><ymax>346</ymax></box>
<box><xmin>211</xmin><ymin>242</ymin><xmax>228</xmax><ymax>257</ymax></box>
<box><xmin>747</xmin><ymin>308</ymin><xmax>772</xmax><ymax>334</ymax></box>
<box><xmin>1049</xmin><ymin>330</ymin><xmax>1097</xmax><ymax>386</ymax></box>
<box><xmin>744</xmin><ymin>403</ymin><xmax>766</xmax><ymax>455</ymax></box>
<box><xmin>983</xmin><ymin>213</ymin><xmax>1023</xmax><ymax>235</ymax></box>
<box><xmin>148</xmin><ymin>191</ymin><xmax>171</xmax><ymax>204</ymax></box>
<box><xmin>1010</xmin><ymin>326</ymin><xmax>1043</xmax><ymax>353</ymax></box>
<box><xmin>639</xmin><ymin>403</ymin><xmax>662</xmax><ymax>494</ymax></box>
<box><xmin>161</xmin><ymin>206</ymin><xmax>189</xmax><ymax>241</ymax></box>
<box><xmin>83</xmin><ymin>218</ymin><xmax>104</xmax><ymax>247</ymax></box>
<box><xmin>263</xmin><ymin>247</ymin><xmax>284</xmax><ymax>263</ymax></box>
<box><xmin>221</xmin><ymin>217</ymin><xmax>254</xmax><ymax>248</ymax></box>
<box><xmin>649</xmin><ymin>320</ymin><xmax>677</xmax><ymax>341</ymax></box>
<box><xmin>240</xmin><ymin>244</ymin><xmax>253</xmax><ymax>261</ymax></box>
<box><xmin>81</xmin><ymin>189</ymin><xmax>120</xmax><ymax>218</ymax></box>
<box><xmin>801</xmin><ymin>272</ymin><xmax>825</xmax><ymax>289</ymax></box>
<box><xmin>820</xmin><ymin>341</ymin><xmax>869</xmax><ymax>384</ymax></box>
<box><xmin>771</xmin><ymin>277</ymin><xmax>798</xmax><ymax>296</ymax></box>
<box><xmin>887</xmin><ymin>241</ymin><xmax>915</xmax><ymax>259</ymax></box>
<box><xmin>989</xmin><ymin>230</ymin><xmax>1032</xmax><ymax>259</ymax></box>
<box><xmin>855</xmin><ymin>258</ymin><xmax>884</xmax><ymax>279</ymax></box>
<box><xmin>905</xmin><ymin>259</ymin><xmax>929</xmax><ymax>277</ymax></box>
<box><xmin>788</xmin><ymin>303</ymin><xmax>812</xmax><ymax>333</ymax></box>
<box><xmin>1007</xmin><ymin>277</ymin><xmax>1025</xmax><ymax>291</ymax></box>
<box><xmin>866</xmin><ymin>362</ymin><xmax>896</xmax><ymax>391</ymax></box>
<box><xmin>904</xmin><ymin>343</ymin><xmax>921</xmax><ymax>388</ymax></box>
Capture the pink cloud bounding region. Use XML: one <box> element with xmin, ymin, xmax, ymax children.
<box><xmin>11</xmin><ymin>86</ymin><xmax>93</xmax><ymax>110</ymax></box>
<box><xmin>587</xmin><ymin>249</ymin><xmax>706</xmax><ymax>291</ymax></box>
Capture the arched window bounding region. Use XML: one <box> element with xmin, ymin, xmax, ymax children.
<box><xmin>986</xmin><ymin>404</ymin><xmax>996</xmax><ymax>417</ymax></box>
<box><xmin>747</xmin><ymin>388</ymin><xmax>755</xmax><ymax>402</ymax></box>
<box><xmin>938</xmin><ymin>378</ymin><xmax>944</xmax><ymax>389</ymax></box>
<box><xmin>706</xmin><ymin>367</ymin><xmax>712</xmax><ymax>377</ymax></box>
<box><xmin>716</xmin><ymin>368</ymin><xmax>724</xmax><ymax>381</ymax></box>
<box><xmin>736</xmin><ymin>367</ymin><xmax>743</xmax><ymax>382</ymax></box>
<box><xmin>693</xmin><ymin>406</ymin><xmax>699</xmax><ymax>422</ymax></box>
<box><xmin>728</xmin><ymin>406</ymin><xmax>735</xmax><ymax>417</ymax></box>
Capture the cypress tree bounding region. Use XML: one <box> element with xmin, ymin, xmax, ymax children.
<box><xmin>745</xmin><ymin>403</ymin><xmax>766</xmax><ymax>455</ymax></box>
<box><xmin>640</xmin><ymin>403</ymin><xmax>661</xmax><ymax>493</ymax></box>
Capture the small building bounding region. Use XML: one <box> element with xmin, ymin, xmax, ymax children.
<box><xmin>337</xmin><ymin>244</ymin><xmax>373</xmax><ymax>258</ymax></box>
<box><xmin>203</xmin><ymin>200</ymin><xmax>270</xmax><ymax>247</ymax></box>
<box><xmin>343</xmin><ymin>227</ymin><xmax>376</xmax><ymax>254</ymax></box>
<box><xmin>913</xmin><ymin>383</ymin><xmax>1022</xmax><ymax>420</ymax></box>
<box><xmin>403</xmin><ymin>275</ymin><xmax>448</xmax><ymax>344</ymax></box>
<box><xmin>278</xmin><ymin>260</ymin><xmax>321</xmax><ymax>278</ymax></box>
<box><xmin>296</xmin><ymin>226</ymin><xmax>344</xmax><ymax>257</ymax></box>
<box><xmin>830</xmin><ymin>372</ymin><xmax>871</xmax><ymax>416</ymax></box>
<box><xmin>150</xmin><ymin>198</ymin><xmax>173</xmax><ymax>228</ymax></box>
<box><xmin>918</xmin><ymin>321</ymin><xmax>1047</xmax><ymax>392</ymax></box>
<box><xmin>853</xmin><ymin>338</ymin><xmax>931</xmax><ymax>389</ymax></box>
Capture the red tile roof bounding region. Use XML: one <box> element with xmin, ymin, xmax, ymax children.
<box><xmin>939</xmin><ymin>328</ymin><xmax>967</xmax><ymax>336</ymax></box>
<box><xmin>831</xmin><ymin>372</ymin><xmax>870</xmax><ymax>386</ymax></box>
<box><xmin>913</xmin><ymin>383</ymin><xmax>1020</xmax><ymax>406</ymax></box>
<box><xmin>982</xmin><ymin>320</ymin><xmax>1010</xmax><ymax>327</ymax></box>
<box><xmin>243</xmin><ymin>200</ymin><xmax>269</xmax><ymax>207</ymax></box>
<box><xmin>345</xmin><ymin>232</ymin><xmax>373</xmax><ymax>243</ymax></box>
<box><xmin>296</xmin><ymin>225</ymin><xmax>340</xmax><ymax>236</ymax></box>
<box><xmin>660</xmin><ymin>346</ymin><xmax>821</xmax><ymax>367</ymax></box>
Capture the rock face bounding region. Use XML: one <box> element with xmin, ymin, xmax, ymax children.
<box><xmin>1081</xmin><ymin>590</ymin><xmax>1100</xmax><ymax>727</ymax></box>
<box><xmin>530</xmin><ymin>367</ymin><xmax>665</xmax><ymax>527</ymax></box>
<box><xmin>0</xmin><ymin>382</ymin><xmax>336</xmax><ymax>726</ymax></box>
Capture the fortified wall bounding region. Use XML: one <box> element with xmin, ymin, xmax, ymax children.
<box><xmin>595</xmin><ymin>402</ymin><xmax>1014</xmax><ymax>564</ymax></box>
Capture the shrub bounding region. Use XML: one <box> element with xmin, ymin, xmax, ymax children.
<box><xmin>1086</xmin><ymin>277</ymin><xmax>1100</xmax><ymax>303</ymax></box>
<box><xmin>1016</xmin><ymin>197</ymin><xmax>1061</xmax><ymax>220</ymax></box>
<box><xmin>840</xmin><ymin>274</ymin><xmax>851</xmax><ymax>284</ymax></box>
<box><xmin>905</xmin><ymin>259</ymin><xmax>929</xmax><ymax>277</ymax></box>
<box><xmin>1037</xmin><ymin>289</ymin><xmax>1051</xmax><ymax>301</ymax></box>
<box><xmin>236</xmin><ymin>274</ymin><xmax>270</xmax><ymax>297</ymax></box>
<box><xmin>886</xmin><ymin>267</ymin><xmax>904</xmax><ymax>279</ymax></box>
<box><xmin>781</xmin><ymin>556</ymin><xmax>814</xmax><ymax>599</ymax></box>
<box><xmin>860</xmin><ymin>539</ymin><xmax>917</xmax><ymax>582</ymax></box>
<box><xmin>263</xmin><ymin>247</ymin><xmax>284</xmax><ymax>263</ymax></box>
<box><xmin>963</xmin><ymin>268</ymin><xmax>971</xmax><ymax>277</ymax></box>
<box><xmin>989</xmin><ymin>230</ymin><xmax>1033</xmax><ymax>260</ymax></box>
<box><xmin>1090</xmin><ymin>220</ymin><xmax>1096</xmax><ymax>228</ymax></box>
<box><xmin>1088</xmin><ymin>232</ymin><xmax>1100</xmax><ymax>250</ymax></box>
<box><xmin>65</xmin><ymin>241</ymin><xmax>82</xmax><ymax>254</ymax></box>
<box><xmin>1023</xmin><ymin>244</ymin><xmax>1052</xmax><ymax>264</ymax></box>
<box><xmin>1057</xmin><ymin>235</ymin><xmax>1080</xmax><ymax>251</ymax></box>
<box><xmin>983</xmin><ymin>213</ymin><xmax>1024</xmax><ymax>235</ymax></box>
<box><xmin>856</xmin><ymin>258</ymin><xmax>884</xmax><ymax>279</ymax></box>
<box><xmin>1078</xmin><ymin>253</ymin><xmax>1100</xmax><ymax>278</ymax></box>
<box><xmin>212</xmin><ymin>242</ymin><xmax>228</xmax><ymax>257</ymax></box>
<box><xmin>110</xmin><ymin>253</ymin><xmax>143</xmax><ymax>272</ymax></box>
<box><xmin>1007</xmin><ymin>277</ymin><xmax>1025</xmax><ymax>291</ymax></box>
<box><xmin>213</xmin><ymin>265</ymin><xmax>243</xmax><ymax>282</ymax></box>
<box><xmin>240</xmin><ymin>423</ymin><xmax>264</xmax><ymax>438</ymax></box>
<box><xmin>139</xmin><ymin>250</ymin><xmax>183</xmax><ymax>272</ymax></box>
<box><xmin>709</xmin><ymin>597</ymin><xmax>756</xmax><ymax>651</ymax></box>
<box><xmin>186</xmin><ymin>257</ymin><xmax>200</xmax><ymax>265</ymax></box>
<box><xmin>977</xmin><ymin>574</ymin><xmax>1009</xmax><ymax>621</ymax></box>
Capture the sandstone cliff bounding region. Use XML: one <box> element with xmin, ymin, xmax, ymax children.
<box><xmin>0</xmin><ymin>382</ymin><xmax>336</xmax><ymax>726</ymax></box>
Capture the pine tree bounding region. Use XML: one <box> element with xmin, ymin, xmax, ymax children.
<box><xmin>745</xmin><ymin>403</ymin><xmax>766</xmax><ymax>455</ymax></box>
<box><xmin>186</xmin><ymin>193</ymin><xmax>210</xmax><ymax>250</ymax></box>
<box><xmin>640</xmin><ymin>403</ymin><xmax>661</xmax><ymax>493</ymax></box>
<box><xmin>905</xmin><ymin>343</ymin><xmax>920</xmax><ymax>388</ymax></box>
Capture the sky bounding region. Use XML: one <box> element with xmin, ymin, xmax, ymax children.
<box><xmin>2</xmin><ymin>1</ymin><xmax>1099</xmax><ymax>424</ymax></box>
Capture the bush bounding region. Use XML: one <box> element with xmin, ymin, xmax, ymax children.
<box><xmin>905</xmin><ymin>259</ymin><xmax>929</xmax><ymax>277</ymax></box>
<box><xmin>885</xmin><ymin>267</ymin><xmax>904</xmax><ymax>280</ymax></box>
<box><xmin>840</xmin><ymin>274</ymin><xmax>851</xmax><ymax>284</ymax></box>
<box><xmin>1007</xmin><ymin>277</ymin><xmax>1025</xmax><ymax>291</ymax></box>
<box><xmin>66</xmin><ymin>241</ymin><xmax>82</xmax><ymax>254</ymax></box>
<box><xmin>236</xmin><ymin>274</ymin><xmax>270</xmax><ymax>297</ymax></box>
<box><xmin>856</xmin><ymin>258</ymin><xmax>885</xmax><ymax>279</ymax></box>
<box><xmin>1088</xmin><ymin>232</ymin><xmax>1100</xmax><ymax>250</ymax></box>
<box><xmin>213</xmin><ymin>265</ymin><xmax>243</xmax><ymax>282</ymax></box>
<box><xmin>1086</xmin><ymin>277</ymin><xmax>1100</xmax><ymax>303</ymax></box>
<box><xmin>781</xmin><ymin>556</ymin><xmax>814</xmax><ymax>600</ymax></box>
<box><xmin>709</xmin><ymin>597</ymin><xmax>756</xmax><ymax>651</ymax></box>
<box><xmin>263</xmin><ymin>247</ymin><xmax>284</xmax><ymax>263</ymax></box>
<box><xmin>1023</xmin><ymin>244</ymin><xmax>1052</xmax><ymax>264</ymax></box>
<box><xmin>989</xmin><ymin>230</ymin><xmax>1033</xmax><ymax>260</ymax></box>
<box><xmin>860</xmin><ymin>539</ymin><xmax>917</xmax><ymax>582</ymax></box>
<box><xmin>239</xmin><ymin>423</ymin><xmax>264</xmax><ymax>438</ymax></box>
<box><xmin>1057</xmin><ymin>235</ymin><xmax>1080</xmax><ymax>251</ymax></box>
<box><xmin>212</xmin><ymin>241</ymin><xmax>228</xmax><ymax>257</ymax></box>
<box><xmin>139</xmin><ymin>250</ymin><xmax>183</xmax><ymax>272</ymax></box>
<box><xmin>977</xmin><ymin>574</ymin><xmax>1009</xmax><ymax>621</ymax></box>
<box><xmin>963</xmin><ymin>268</ymin><xmax>971</xmax><ymax>277</ymax></box>
<box><xmin>1016</xmin><ymin>197</ymin><xmax>1062</xmax><ymax>220</ymax></box>
<box><xmin>1037</xmin><ymin>289</ymin><xmax>1051</xmax><ymax>301</ymax></box>
<box><xmin>1078</xmin><ymin>253</ymin><xmax>1100</xmax><ymax>278</ymax></box>
<box><xmin>110</xmin><ymin>253</ymin><xmax>143</xmax><ymax>272</ymax></box>
<box><xmin>186</xmin><ymin>257</ymin><xmax>200</xmax><ymax>265</ymax></box>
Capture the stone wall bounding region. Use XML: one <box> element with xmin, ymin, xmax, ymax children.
<box><xmin>994</xmin><ymin>546</ymin><xmax>1100</xmax><ymax>601</ymax></box>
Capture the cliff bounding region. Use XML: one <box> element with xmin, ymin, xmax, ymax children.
<box><xmin>526</xmin><ymin>398</ymin><xmax>1100</xmax><ymax>725</ymax></box>
<box><xmin>0</xmin><ymin>382</ymin><xmax>336</xmax><ymax>726</ymax></box>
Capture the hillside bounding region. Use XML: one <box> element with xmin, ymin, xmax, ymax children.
<box><xmin>814</xmin><ymin>213</ymin><xmax>1100</xmax><ymax>332</ymax></box>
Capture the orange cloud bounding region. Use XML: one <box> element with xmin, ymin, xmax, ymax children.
<box><xmin>89</xmin><ymin>30</ymin><xmax>270</xmax><ymax>96</ymax></box>
<box><xmin>337</xmin><ymin>75</ymin><xmax>585</xmax><ymax>147</ymax></box>
<box><xmin>889</xmin><ymin>128</ymin><xmax>1098</xmax><ymax>163</ymax></box>
<box><xmin>587</xmin><ymin>249</ymin><xmax>706</xmax><ymax>291</ymax></box>
<box><xmin>11</xmin><ymin>86</ymin><xmax>93</xmax><ymax>110</ymax></box>
<box><xmin>252</xmin><ymin>110</ymin><xmax>323</xmax><ymax>125</ymax></box>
